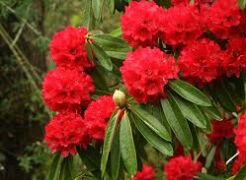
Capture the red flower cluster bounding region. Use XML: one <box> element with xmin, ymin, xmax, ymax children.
<box><xmin>223</xmin><ymin>38</ymin><xmax>246</xmax><ymax>78</ymax></box>
<box><xmin>232</xmin><ymin>156</ymin><xmax>246</xmax><ymax>175</ymax></box>
<box><xmin>42</xmin><ymin>68</ymin><xmax>95</xmax><ymax>112</ymax></box>
<box><xmin>134</xmin><ymin>164</ymin><xmax>155</xmax><ymax>180</ymax></box>
<box><xmin>44</xmin><ymin>112</ymin><xmax>91</xmax><ymax>157</ymax></box>
<box><xmin>160</xmin><ymin>5</ymin><xmax>204</xmax><ymax>47</ymax></box>
<box><xmin>50</xmin><ymin>26</ymin><xmax>93</xmax><ymax>71</ymax></box>
<box><xmin>178</xmin><ymin>39</ymin><xmax>226</xmax><ymax>87</ymax></box>
<box><xmin>235</xmin><ymin>113</ymin><xmax>246</xmax><ymax>158</ymax></box>
<box><xmin>120</xmin><ymin>47</ymin><xmax>179</xmax><ymax>104</ymax></box>
<box><xmin>205</xmin><ymin>0</ymin><xmax>244</xmax><ymax>40</ymax></box>
<box><xmin>84</xmin><ymin>96</ymin><xmax>116</xmax><ymax>142</ymax></box>
<box><xmin>121</xmin><ymin>0</ymin><xmax>161</xmax><ymax>48</ymax></box>
<box><xmin>207</xmin><ymin>120</ymin><xmax>234</xmax><ymax>144</ymax></box>
<box><xmin>164</xmin><ymin>156</ymin><xmax>202</xmax><ymax>180</ymax></box>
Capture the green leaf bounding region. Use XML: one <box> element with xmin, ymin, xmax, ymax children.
<box><xmin>110</xmin><ymin>129</ymin><xmax>120</xmax><ymax>180</ymax></box>
<box><xmin>238</xmin><ymin>0</ymin><xmax>246</xmax><ymax>10</ymax></box>
<box><xmin>107</xmin><ymin>0</ymin><xmax>115</xmax><ymax>13</ymax></box>
<box><xmin>109</xmin><ymin>27</ymin><xmax>122</xmax><ymax>37</ymax></box>
<box><xmin>82</xmin><ymin>0</ymin><xmax>95</xmax><ymax>30</ymax></box>
<box><xmin>209</xmin><ymin>81</ymin><xmax>236</xmax><ymax>112</ymax></box>
<box><xmin>106</xmin><ymin>51</ymin><xmax>127</xmax><ymax>60</ymax></box>
<box><xmin>101</xmin><ymin>111</ymin><xmax>120</xmax><ymax>177</ymax></box>
<box><xmin>205</xmin><ymin>146</ymin><xmax>216</xmax><ymax>169</ymax></box>
<box><xmin>85</xmin><ymin>42</ymin><xmax>95</xmax><ymax>63</ymax></box>
<box><xmin>120</xmin><ymin>112</ymin><xmax>137</xmax><ymax>176</ymax></box>
<box><xmin>168</xmin><ymin>80</ymin><xmax>211</xmax><ymax>106</ymax></box>
<box><xmin>172</xmin><ymin>94</ymin><xmax>207</xmax><ymax>129</ymax></box>
<box><xmin>202</xmin><ymin>106</ymin><xmax>222</xmax><ymax>121</ymax></box>
<box><xmin>92</xmin><ymin>34</ymin><xmax>129</xmax><ymax>50</ymax></box>
<box><xmin>130</xmin><ymin>113</ymin><xmax>173</xmax><ymax>156</ymax></box>
<box><xmin>47</xmin><ymin>153</ymin><xmax>62</xmax><ymax>180</ymax></box>
<box><xmin>77</xmin><ymin>146</ymin><xmax>101</xmax><ymax>177</ymax></box>
<box><xmin>235</xmin><ymin>166</ymin><xmax>246</xmax><ymax>180</ymax></box>
<box><xmin>59</xmin><ymin>157</ymin><xmax>73</xmax><ymax>180</ymax></box>
<box><xmin>91</xmin><ymin>43</ymin><xmax>113</xmax><ymax>71</ymax></box>
<box><xmin>161</xmin><ymin>95</ymin><xmax>193</xmax><ymax>148</ymax></box>
<box><xmin>92</xmin><ymin>0</ymin><xmax>105</xmax><ymax>21</ymax></box>
<box><xmin>131</xmin><ymin>104</ymin><xmax>171</xmax><ymax>142</ymax></box>
<box><xmin>198</xmin><ymin>173</ymin><xmax>225</xmax><ymax>180</ymax></box>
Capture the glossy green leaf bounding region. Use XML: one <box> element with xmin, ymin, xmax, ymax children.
<box><xmin>110</xmin><ymin>128</ymin><xmax>120</xmax><ymax>180</ymax></box>
<box><xmin>82</xmin><ymin>0</ymin><xmax>95</xmax><ymax>30</ymax></box>
<box><xmin>106</xmin><ymin>51</ymin><xmax>127</xmax><ymax>60</ymax></box>
<box><xmin>85</xmin><ymin>42</ymin><xmax>95</xmax><ymax>63</ymax></box>
<box><xmin>198</xmin><ymin>173</ymin><xmax>225</xmax><ymax>180</ymax></box>
<box><xmin>77</xmin><ymin>146</ymin><xmax>100</xmax><ymax>176</ymax></box>
<box><xmin>107</xmin><ymin>0</ymin><xmax>115</xmax><ymax>13</ymax></box>
<box><xmin>101</xmin><ymin>111</ymin><xmax>120</xmax><ymax>177</ymax></box>
<box><xmin>91</xmin><ymin>43</ymin><xmax>113</xmax><ymax>71</ymax></box>
<box><xmin>60</xmin><ymin>157</ymin><xmax>73</xmax><ymax>180</ymax></box>
<box><xmin>109</xmin><ymin>27</ymin><xmax>122</xmax><ymax>37</ymax></box>
<box><xmin>209</xmin><ymin>82</ymin><xmax>236</xmax><ymax>112</ymax></box>
<box><xmin>131</xmin><ymin>104</ymin><xmax>171</xmax><ymax>142</ymax></box>
<box><xmin>205</xmin><ymin>146</ymin><xmax>216</xmax><ymax>169</ymax></box>
<box><xmin>130</xmin><ymin>113</ymin><xmax>173</xmax><ymax>156</ymax></box>
<box><xmin>92</xmin><ymin>34</ymin><xmax>129</xmax><ymax>50</ymax></box>
<box><xmin>173</xmin><ymin>94</ymin><xmax>207</xmax><ymax>129</ymax></box>
<box><xmin>169</xmin><ymin>80</ymin><xmax>211</xmax><ymax>106</ymax></box>
<box><xmin>234</xmin><ymin>166</ymin><xmax>246</xmax><ymax>180</ymax></box>
<box><xmin>202</xmin><ymin>105</ymin><xmax>222</xmax><ymax>121</ymax></box>
<box><xmin>238</xmin><ymin>0</ymin><xmax>246</xmax><ymax>10</ymax></box>
<box><xmin>47</xmin><ymin>153</ymin><xmax>62</xmax><ymax>180</ymax></box>
<box><xmin>161</xmin><ymin>96</ymin><xmax>193</xmax><ymax>148</ymax></box>
<box><xmin>120</xmin><ymin>112</ymin><xmax>137</xmax><ymax>176</ymax></box>
<box><xmin>92</xmin><ymin>0</ymin><xmax>105</xmax><ymax>20</ymax></box>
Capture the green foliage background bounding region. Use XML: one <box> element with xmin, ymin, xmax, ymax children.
<box><xmin>0</xmin><ymin>0</ymin><xmax>119</xmax><ymax>179</ymax></box>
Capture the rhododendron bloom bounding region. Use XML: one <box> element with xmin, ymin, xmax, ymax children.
<box><xmin>134</xmin><ymin>164</ymin><xmax>155</xmax><ymax>180</ymax></box>
<box><xmin>120</xmin><ymin>47</ymin><xmax>179</xmax><ymax>104</ymax></box>
<box><xmin>207</xmin><ymin>120</ymin><xmax>234</xmax><ymax>144</ymax></box>
<box><xmin>205</xmin><ymin>0</ymin><xmax>244</xmax><ymax>39</ymax></box>
<box><xmin>232</xmin><ymin>155</ymin><xmax>246</xmax><ymax>175</ymax></box>
<box><xmin>178</xmin><ymin>39</ymin><xmax>225</xmax><ymax>87</ymax></box>
<box><xmin>44</xmin><ymin>112</ymin><xmax>90</xmax><ymax>157</ymax></box>
<box><xmin>121</xmin><ymin>0</ymin><xmax>161</xmax><ymax>48</ymax></box>
<box><xmin>164</xmin><ymin>156</ymin><xmax>202</xmax><ymax>180</ymax></box>
<box><xmin>50</xmin><ymin>26</ymin><xmax>93</xmax><ymax>70</ymax></box>
<box><xmin>223</xmin><ymin>38</ymin><xmax>246</xmax><ymax>77</ymax></box>
<box><xmin>42</xmin><ymin>68</ymin><xmax>95</xmax><ymax>112</ymax></box>
<box><xmin>84</xmin><ymin>96</ymin><xmax>116</xmax><ymax>142</ymax></box>
<box><xmin>234</xmin><ymin>113</ymin><xmax>246</xmax><ymax>157</ymax></box>
<box><xmin>160</xmin><ymin>5</ymin><xmax>204</xmax><ymax>47</ymax></box>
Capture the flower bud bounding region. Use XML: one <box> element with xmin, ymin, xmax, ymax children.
<box><xmin>113</xmin><ymin>90</ymin><xmax>126</xmax><ymax>108</ymax></box>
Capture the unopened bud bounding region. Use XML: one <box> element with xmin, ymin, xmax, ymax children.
<box><xmin>113</xmin><ymin>90</ymin><xmax>126</xmax><ymax>108</ymax></box>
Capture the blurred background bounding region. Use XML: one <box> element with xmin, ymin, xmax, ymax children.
<box><xmin>0</xmin><ymin>0</ymin><xmax>120</xmax><ymax>179</ymax></box>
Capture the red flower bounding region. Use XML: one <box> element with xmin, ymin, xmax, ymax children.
<box><xmin>50</xmin><ymin>26</ymin><xmax>93</xmax><ymax>71</ymax></box>
<box><xmin>178</xmin><ymin>39</ymin><xmax>225</xmax><ymax>87</ymax></box>
<box><xmin>223</xmin><ymin>38</ymin><xmax>246</xmax><ymax>78</ymax></box>
<box><xmin>120</xmin><ymin>47</ymin><xmax>179</xmax><ymax>104</ymax></box>
<box><xmin>160</xmin><ymin>5</ymin><xmax>204</xmax><ymax>47</ymax></box>
<box><xmin>164</xmin><ymin>156</ymin><xmax>202</xmax><ymax>180</ymax></box>
<box><xmin>42</xmin><ymin>68</ymin><xmax>95</xmax><ymax>112</ymax></box>
<box><xmin>234</xmin><ymin>113</ymin><xmax>246</xmax><ymax>157</ymax></box>
<box><xmin>121</xmin><ymin>0</ymin><xmax>161</xmax><ymax>48</ymax></box>
<box><xmin>134</xmin><ymin>164</ymin><xmax>155</xmax><ymax>180</ymax></box>
<box><xmin>84</xmin><ymin>96</ymin><xmax>116</xmax><ymax>142</ymax></box>
<box><xmin>205</xmin><ymin>0</ymin><xmax>244</xmax><ymax>39</ymax></box>
<box><xmin>44</xmin><ymin>112</ymin><xmax>91</xmax><ymax>157</ymax></box>
<box><xmin>207</xmin><ymin>120</ymin><xmax>234</xmax><ymax>145</ymax></box>
<box><xmin>232</xmin><ymin>155</ymin><xmax>246</xmax><ymax>175</ymax></box>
